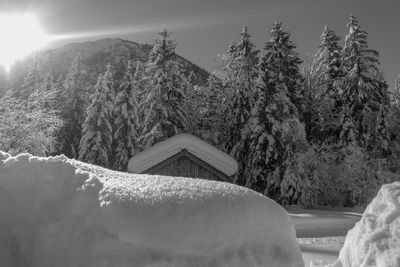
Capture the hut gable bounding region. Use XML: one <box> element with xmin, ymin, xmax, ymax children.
<box><xmin>128</xmin><ymin>134</ymin><xmax>238</xmax><ymax>181</ymax></box>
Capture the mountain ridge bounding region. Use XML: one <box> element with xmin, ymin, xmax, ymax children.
<box><xmin>2</xmin><ymin>37</ymin><xmax>210</xmax><ymax>96</ymax></box>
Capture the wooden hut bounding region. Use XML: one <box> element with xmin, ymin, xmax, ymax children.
<box><xmin>128</xmin><ymin>134</ymin><xmax>238</xmax><ymax>182</ymax></box>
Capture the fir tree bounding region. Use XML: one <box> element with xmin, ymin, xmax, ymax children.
<box><xmin>223</xmin><ymin>25</ymin><xmax>259</xmax><ymax>154</ymax></box>
<box><xmin>197</xmin><ymin>74</ymin><xmax>225</xmax><ymax>147</ymax></box>
<box><xmin>239</xmin><ymin>22</ymin><xmax>304</xmax><ymax>201</ymax></box>
<box><xmin>139</xmin><ymin>28</ymin><xmax>186</xmax><ymax>148</ymax></box>
<box><xmin>182</xmin><ymin>75</ymin><xmax>202</xmax><ymax>137</ymax></box>
<box><xmin>319</xmin><ymin>26</ymin><xmax>343</xmax><ymax>138</ymax></box>
<box><xmin>102</xmin><ymin>63</ymin><xmax>116</xmax><ymax>116</ymax></box>
<box><xmin>11</xmin><ymin>57</ymin><xmax>56</xmax><ymax>112</ymax></box>
<box><xmin>267</xmin><ymin>22</ymin><xmax>304</xmax><ymax>115</ymax></box>
<box><xmin>222</xmin><ymin>39</ymin><xmax>238</xmax><ymax>86</ymax></box>
<box><xmin>319</xmin><ymin>25</ymin><xmax>342</xmax><ymax>97</ymax></box>
<box><xmin>112</xmin><ymin>61</ymin><xmax>140</xmax><ymax>171</ymax></box>
<box><xmin>79</xmin><ymin>73</ymin><xmax>113</xmax><ymax>167</ymax></box>
<box><xmin>305</xmin><ymin>26</ymin><xmax>342</xmax><ymax>144</ymax></box>
<box><xmin>371</xmin><ymin>104</ymin><xmax>390</xmax><ymax>158</ymax></box>
<box><xmin>132</xmin><ymin>61</ymin><xmax>146</xmax><ymax>122</ymax></box>
<box><xmin>387</xmin><ymin>77</ymin><xmax>400</xmax><ymax>167</ymax></box>
<box><xmin>339</xmin><ymin>105</ymin><xmax>358</xmax><ymax>147</ymax></box>
<box><xmin>52</xmin><ymin>75</ymin><xmax>67</xmax><ymax>112</ymax></box>
<box><xmin>341</xmin><ymin>14</ymin><xmax>388</xmax><ymax>146</ymax></box>
<box><xmin>38</xmin><ymin>71</ymin><xmax>60</xmax><ymax>111</ymax></box>
<box><xmin>302</xmin><ymin>52</ymin><xmax>326</xmax><ymax>144</ymax></box>
<box><xmin>14</xmin><ymin>56</ymin><xmax>43</xmax><ymax>100</ymax></box>
<box><xmin>390</xmin><ymin>76</ymin><xmax>400</xmax><ymax>108</ymax></box>
<box><xmin>58</xmin><ymin>54</ymin><xmax>88</xmax><ymax>158</ymax></box>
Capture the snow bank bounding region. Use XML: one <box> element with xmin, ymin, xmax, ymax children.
<box><xmin>332</xmin><ymin>182</ymin><xmax>400</xmax><ymax>267</ymax></box>
<box><xmin>0</xmin><ymin>151</ymin><xmax>303</xmax><ymax>267</ymax></box>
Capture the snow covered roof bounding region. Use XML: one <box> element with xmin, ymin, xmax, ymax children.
<box><xmin>128</xmin><ymin>134</ymin><xmax>238</xmax><ymax>176</ymax></box>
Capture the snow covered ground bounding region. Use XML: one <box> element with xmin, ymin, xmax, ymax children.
<box><xmin>291</xmin><ymin>182</ymin><xmax>400</xmax><ymax>267</ymax></box>
<box><xmin>298</xmin><ymin>237</ymin><xmax>345</xmax><ymax>267</ymax></box>
<box><xmin>290</xmin><ymin>208</ymin><xmax>363</xmax><ymax>238</ymax></box>
<box><xmin>288</xmin><ymin>208</ymin><xmax>362</xmax><ymax>266</ymax></box>
<box><xmin>0</xmin><ymin>151</ymin><xmax>303</xmax><ymax>267</ymax></box>
<box><xmin>2</xmin><ymin>151</ymin><xmax>399</xmax><ymax>267</ymax></box>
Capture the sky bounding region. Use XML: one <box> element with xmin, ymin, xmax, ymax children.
<box><xmin>2</xmin><ymin>0</ymin><xmax>400</xmax><ymax>83</ymax></box>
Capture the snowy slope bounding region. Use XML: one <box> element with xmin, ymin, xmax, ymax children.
<box><xmin>128</xmin><ymin>134</ymin><xmax>238</xmax><ymax>176</ymax></box>
<box><xmin>6</xmin><ymin>38</ymin><xmax>209</xmax><ymax>97</ymax></box>
<box><xmin>0</xmin><ymin>151</ymin><xmax>304</xmax><ymax>267</ymax></box>
<box><xmin>332</xmin><ymin>182</ymin><xmax>400</xmax><ymax>267</ymax></box>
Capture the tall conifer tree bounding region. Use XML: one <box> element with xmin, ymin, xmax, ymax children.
<box><xmin>305</xmin><ymin>26</ymin><xmax>343</xmax><ymax>144</ymax></box>
<box><xmin>371</xmin><ymin>104</ymin><xmax>390</xmax><ymax>158</ymax></box>
<box><xmin>79</xmin><ymin>72</ymin><xmax>114</xmax><ymax>167</ymax></box>
<box><xmin>14</xmin><ymin>56</ymin><xmax>43</xmax><ymax>100</ymax></box>
<box><xmin>223</xmin><ymin>25</ymin><xmax>259</xmax><ymax>154</ymax></box>
<box><xmin>319</xmin><ymin>25</ymin><xmax>342</xmax><ymax>97</ymax></box>
<box><xmin>140</xmin><ymin>28</ymin><xmax>186</xmax><ymax>148</ymax></box>
<box><xmin>239</xmin><ymin>22</ymin><xmax>304</xmax><ymax>201</ymax></box>
<box><xmin>102</xmin><ymin>63</ymin><xmax>116</xmax><ymax>117</ymax></box>
<box><xmin>112</xmin><ymin>61</ymin><xmax>140</xmax><ymax>171</ymax></box>
<box><xmin>58</xmin><ymin>54</ymin><xmax>88</xmax><ymax>158</ymax></box>
<box><xmin>340</xmin><ymin>14</ymin><xmax>388</xmax><ymax>147</ymax></box>
<box><xmin>267</xmin><ymin>23</ymin><xmax>304</xmax><ymax>115</ymax></box>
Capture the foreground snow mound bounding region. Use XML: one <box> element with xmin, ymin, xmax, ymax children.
<box><xmin>332</xmin><ymin>182</ymin><xmax>400</xmax><ymax>267</ymax></box>
<box><xmin>0</xmin><ymin>152</ymin><xmax>303</xmax><ymax>267</ymax></box>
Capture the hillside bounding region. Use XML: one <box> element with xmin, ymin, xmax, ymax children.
<box><xmin>3</xmin><ymin>38</ymin><xmax>210</xmax><ymax>95</ymax></box>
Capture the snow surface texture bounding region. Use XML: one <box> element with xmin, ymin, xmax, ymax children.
<box><xmin>332</xmin><ymin>182</ymin><xmax>400</xmax><ymax>267</ymax></box>
<box><xmin>0</xmin><ymin>151</ymin><xmax>303</xmax><ymax>267</ymax></box>
<box><xmin>128</xmin><ymin>134</ymin><xmax>238</xmax><ymax>176</ymax></box>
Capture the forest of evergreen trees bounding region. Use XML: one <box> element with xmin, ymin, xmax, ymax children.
<box><xmin>1</xmin><ymin>15</ymin><xmax>400</xmax><ymax>207</ymax></box>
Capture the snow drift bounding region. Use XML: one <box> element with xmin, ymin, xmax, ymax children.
<box><xmin>0</xmin><ymin>151</ymin><xmax>304</xmax><ymax>267</ymax></box>
<box><xmin>332</xmin><ymin>182</ymin><xmax>400</xmax><ymax>267</ymax></box>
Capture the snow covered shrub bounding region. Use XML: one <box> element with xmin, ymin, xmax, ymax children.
<box><xmin>293</xmin><ymin>144</ymin><xmax>391</xmax><ymax>208</ymax></box>
<box><xmin>339</xmin><ymin>145</ymin><xmax>381</xmax><ymax>206</ymax></box>
<box><xmin>377</xmin><ymin>170</ymin><xmax>400</xmax><ymax>184</ymax></box>
<box><xmin>0</xmin><ymin>95</ymin><xmax>60</xmax><ymax>156</ymax></box>
<box><xmin>280</xmin><ymin>150</ymin><xmax>317</xmax><ymax>208</ymax></box>
<box><xmin>295</xmin><ymin>147</ymin><xmax>344</xmax><ymax>207</ymax></box>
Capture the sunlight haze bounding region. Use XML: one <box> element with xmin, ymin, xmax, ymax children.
<box><xmin>0</xmin><ymin>14</ymin><xmax>50</xmax><ymax>71</ymax></box>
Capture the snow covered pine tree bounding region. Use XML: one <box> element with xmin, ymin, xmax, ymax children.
<box><xmin>139</xmin><ymin>28</ymin><xmax>187</xmax><ymax>148</ymax></box>
<box><xmin>79</xmin><ymin>66</ymin><xmax>115</xmax><ymax>167</ymax></box>
<box><xmin>340</xmin><ymin>14</ymin><xmax>390</xmax><ymax>151</ymax></box>
<box><xmin>58</xmin><ymin>54</ymin><xmax>88</xmax><ymax>159</ymax></box>
<box><xmin>220</xmin><ymin>25</ymin><xmax>259</xmax><ymax>185</ymax></box>
<box><xmin>239</xmin><ymin>22</ymin><xmax>305</xmax><ymax>203</ymax></box>
<box><xmin>112</xmin><ymin>61</ymin><xmax>141</xmax><ymax>171</ymax></box>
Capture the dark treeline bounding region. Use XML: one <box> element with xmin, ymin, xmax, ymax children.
<box><xmin>1</xmin><ymin>16</ymin><xmax>400</xmax><ymax>207</ymax></box>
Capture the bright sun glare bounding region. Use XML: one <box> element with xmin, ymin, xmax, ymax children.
<box><xmin>0</xmin><ymin>14</ymin><xmax>49</xmax><ymax>71</ymax></box>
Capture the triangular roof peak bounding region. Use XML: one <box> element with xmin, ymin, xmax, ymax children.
<box><xmin>128</xmin><ymin>134</ymin><xmax>238</xmax><ymax>176</ymax></box>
